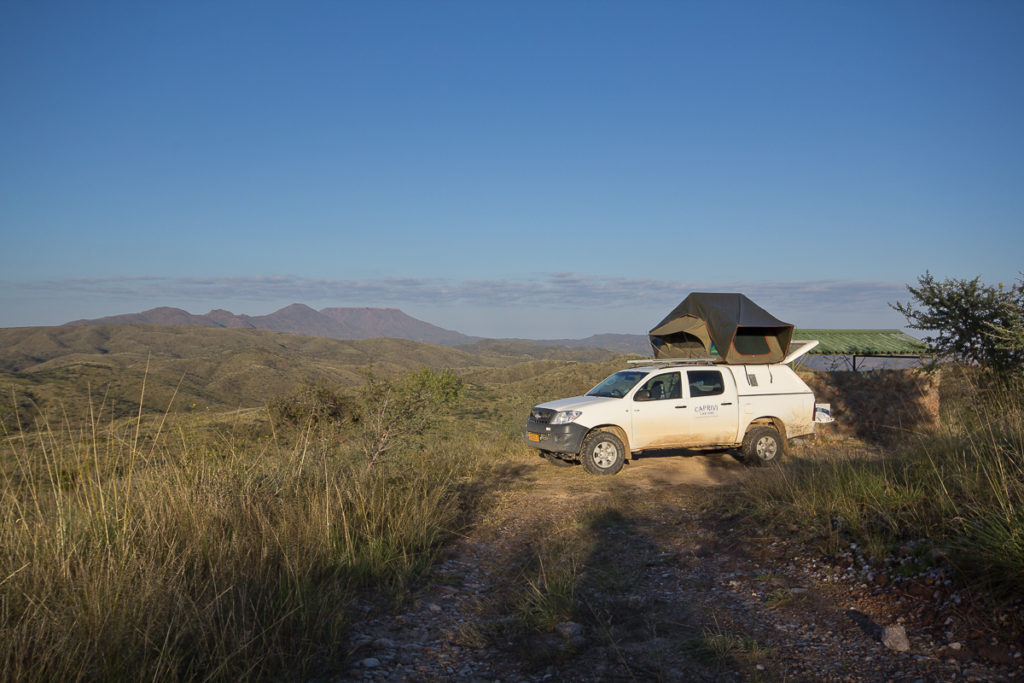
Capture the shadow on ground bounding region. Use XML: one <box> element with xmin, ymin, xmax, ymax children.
<box><xmin>464</xmin><ymin>459</ymin><xmax>771</xmax><ymax>680</ymax></box>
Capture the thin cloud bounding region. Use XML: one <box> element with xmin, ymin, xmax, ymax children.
<box><xmin>7</xmin><ymin>274</ymin><xmax>908</xmax><ymax>312</ymax></box>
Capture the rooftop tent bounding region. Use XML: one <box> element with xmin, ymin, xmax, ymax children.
<box><xmin>649</xmin><ymin>293</ymin><xmax>795</xmax><ymax>364</ymax></box>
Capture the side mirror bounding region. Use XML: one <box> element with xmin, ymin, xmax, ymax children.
<box><xmin>634</xmin><ymin>389</ymin><xmax>651</xmax><ymax>401</ymax></box>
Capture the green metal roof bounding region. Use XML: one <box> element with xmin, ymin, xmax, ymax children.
<box><xmin>792</xmin><ymin>329</ymin><xmax>931</xmax><ymax>356</ymax></box>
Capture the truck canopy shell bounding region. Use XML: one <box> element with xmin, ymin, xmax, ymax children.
<box><xmin>649</xmin><ymin>293</ymin><xmax>794</xmax><ymax>364</ymax></box>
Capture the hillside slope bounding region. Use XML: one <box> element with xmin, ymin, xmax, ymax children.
<box><xmin>0</xmin><ymin>324</ymin><xmax>620</xmax><ymax>426</ymax></box>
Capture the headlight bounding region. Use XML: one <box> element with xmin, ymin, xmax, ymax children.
<box><xmin>551</xmin><ymin>410</ymin><xmax>582</xmax><ymax>425</ymax></box>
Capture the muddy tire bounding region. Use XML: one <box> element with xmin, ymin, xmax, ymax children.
<box><xmin>580</xmin><ymin>430</ymin><xmax>625</xmax><ymax>475</ymax></box>
<box><xmin>541</xmin><ymin>451</ymin><xmax>573</xmax><ymax>467</ymax></box>
<box><xmin>741</xmin><ymin>426</ymin><xmax>784</xmax><ymax>466</ymax></box>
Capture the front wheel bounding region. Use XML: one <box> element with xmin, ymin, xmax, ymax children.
<box><xmin>580</xmin><ymin>431</ymin><xmax>625</xmax><ymax>475</ymax></box>
<box><xmin>741</xmin><ymin>426</ymin><xmax>784</xmax><ymax>466</ymax></box>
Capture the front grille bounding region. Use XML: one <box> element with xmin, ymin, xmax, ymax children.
<box><xmin>530</xmin><ymin>407</ymin><xmax>556</xmax><ymax>424</ymax></box>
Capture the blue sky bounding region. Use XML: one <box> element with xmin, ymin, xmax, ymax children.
<box><xmin>2</xmin><ymin>1</ymin><xmax>1022</xmax><ymax>338</ymax></box>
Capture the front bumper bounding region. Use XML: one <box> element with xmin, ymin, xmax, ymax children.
<box><xmin>523</xmin><ymin>419</ymin><xmax>588</xmax><ymax>455</ymax></box>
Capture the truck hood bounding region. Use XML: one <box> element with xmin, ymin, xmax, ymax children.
<box><xmin>535</xmin><ymin>394</ymin><xmax>619</xmax><ymax>412</ymax></box>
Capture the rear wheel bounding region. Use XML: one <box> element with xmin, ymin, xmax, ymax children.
<box><xmin>741</xmin><ymin>426</ymin><xmax>784</xmax><ymax>466</ymax></box>
<box><xmin>580</xmin><ymin>431</ymin><xmax>625</xmax><ymax>475</ymax></box>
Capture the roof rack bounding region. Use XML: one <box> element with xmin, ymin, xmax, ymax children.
<box><xmin>626</xmin><ymin>357</ymin><xmax>722</xmax><ymax>366</ymax></box>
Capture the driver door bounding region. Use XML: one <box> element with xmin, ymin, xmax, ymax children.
<box><xmin>630</xmin><ymin>371</ymin><xmax>687</xmax><ymax>449</ymax></box>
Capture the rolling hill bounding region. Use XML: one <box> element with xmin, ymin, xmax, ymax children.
<box><xmin>0</xmin><ymin>324</ymin><xmax>625</xmax><ymax>429</ymax></box>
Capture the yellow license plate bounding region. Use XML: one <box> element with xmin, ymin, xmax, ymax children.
<box><xmin>528</xmin><ymin>433</ymin><xmax>540</xmax><ymax>442</ymax></box>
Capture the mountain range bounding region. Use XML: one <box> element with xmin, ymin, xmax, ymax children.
<box><xmin>64</xmin><ymin>305</ymin><xmax>652</xmax><ymax>354</ymax></box>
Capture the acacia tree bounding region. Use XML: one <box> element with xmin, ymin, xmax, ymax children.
<box><xmin>988</xmin><ymin>276</ymin><xmax>1024</xmax><ymax>360</ymax></box>
<box><xmin>890</xmin><ymin>272</ymin><xmax>1024</xmax><ymax>371</ymax></box>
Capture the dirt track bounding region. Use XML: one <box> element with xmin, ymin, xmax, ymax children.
<box><xmin>341</xmin><ymin>449</ymin><xmax>1020</xmax><ymax>681</ymax></box>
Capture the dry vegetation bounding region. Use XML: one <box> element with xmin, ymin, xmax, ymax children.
<box><xmin>1</xmin><ymin>372</ymin><xmax>508</xmax><ymax>680</ymax></box>
<box><xmin>736</xmin><ymin>367</ymin><xmax>1024</xmax><ymax>597</ymax></box>
<box><xmin>2</xmin><ymin>325</ymin><xmax>1022</xmax><ymax>679</ymax></box>
<box><xmin>0</xmin><ymin>328</ymin><xmax>628</xmax><ymax>681</ymax></box>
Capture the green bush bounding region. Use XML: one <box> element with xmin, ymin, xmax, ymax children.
<box><xmin>266</xmin><ymin>382</ymin><xmax>355</xmax><ymax>428</ymax></box>
<box><xmin>356</xmin><ymin>367</ymin><xmax>464</xmax><ymax>464</ymax></box>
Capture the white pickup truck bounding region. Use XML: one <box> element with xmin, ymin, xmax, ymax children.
<box><xmin>523</xmin><ymin>342</ymin><xmax>819</xmax><ymax>474</ymax></box>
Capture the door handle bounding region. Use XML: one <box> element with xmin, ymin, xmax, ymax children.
<box><xmin>675</xmin><ymin>405</ymin><xmax>687</xmax><ymax>409</ymax></box>
<box><xmin>721</xmin><ymin>402</ymin><xmax>733</xmax><ymax>406</ymax></box>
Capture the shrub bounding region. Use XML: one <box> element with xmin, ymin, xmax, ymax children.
<box><xmin>356</xmin><ymin>367</ymin><xmax>464</xmax><ymax>464</ymax></box>
<box><xmin>891</xmin><ymin>271</ymin><xmax>1023</xmax><ymax>371</ymax></box>
<box><xmin>266</xmin><ymin>382</ymin><xmax>355</xmax><ymax>428</ymax></box>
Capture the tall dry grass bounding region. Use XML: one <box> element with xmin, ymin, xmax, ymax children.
<box><xmin>0</xmin><ymin>376</ymin><xmax>498</xmax><ymax>681</ymax></box>
<box><xmin>740</xmin><ymin>368</ymin><xmax>1024</xmax><ymax>596</ymax></box>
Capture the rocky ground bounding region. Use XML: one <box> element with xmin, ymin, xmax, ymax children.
<box><xmin>330</xmin><ymin>449</ymin><xmax>1022</xmax><ymax>681</ymax></box>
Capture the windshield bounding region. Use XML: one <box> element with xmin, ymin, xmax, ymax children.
<box><xmin>586</xmin><ymin>370</ymin><xmax>648</xmax><ymax>399</ymax></box>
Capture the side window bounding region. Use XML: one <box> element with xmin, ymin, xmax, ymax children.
<box><xmin>636</xmin><ymin>372</ymin><xmax>682</xmax><ymax>401</ymax></box>
<box><xmin>687</xmin><ymin>370</ymin><xmax>724</xmax><ymax>397</ymax></box>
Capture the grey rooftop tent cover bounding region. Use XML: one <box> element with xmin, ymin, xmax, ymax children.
<box><xmin>649</xmin><ymin>293</ymin><xmax>794</xmax><ymax>364</ymax></box>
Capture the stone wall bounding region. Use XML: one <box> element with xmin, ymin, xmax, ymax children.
<box><xmin>799</xmin><ymin>369</ymin><xmax>940</xmax><ymax>444</ymax></box>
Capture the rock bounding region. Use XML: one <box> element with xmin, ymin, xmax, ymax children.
<box><xmin>373</xmin><ymin>637</ymin><xmax>396</xmax><ymax>649</ymax></box>
<box><xmin>905</xmin><ymin>582</ymin><xmax>934</xmax><ymax>599</ymax></box>
<box><xmin>941</xmin><ymin>642</ymin><xmax>973</xmax><ymax>661</ymax></box>
<box><xmin>963</xmin><ymin>667</ymin><xmax>991</xmax><ymax>682</ymax></box>
<box><xmin>556</xmin><ymin>621</ymin><xmax>584</xmax><ymax>640</ymax></box>
<box><xmin>555</xmin><ymin>621</ymin><xmax>586</xmax><ymax>648</ymax></box>
<box><xmin>360</xmin><ymin>657</ymin><xmax>381</xmax><ymax>668</ymax></box>
<box><xmin>882</xmin><ymin>624</ymin><xmax>910</xmax><ymax>652</ymax></box>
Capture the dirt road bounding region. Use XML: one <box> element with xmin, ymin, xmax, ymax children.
<box><xmin>341</xmin><ymin>449</ymin><xmax>1020</xmax><ymax>681</ymax></box>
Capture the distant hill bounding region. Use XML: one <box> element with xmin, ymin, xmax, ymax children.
<box><xmin>66</xmin><ymin>305</ymin><xmax>480</xmax><ymax>345</ymax></box>
<box><xmin>62</xmin><ymin>305</ymin><xmax>652</xmax><ymax>352</ymax></box>
<box><xmin>531</xmin><ymin>333</ymin><xmax>650</xmax><ymax>355</ymax></box>
<box><xmin>319</xmin><ymin>307</ymin><xmax>479</xmax><ymax>345</ymax></box>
